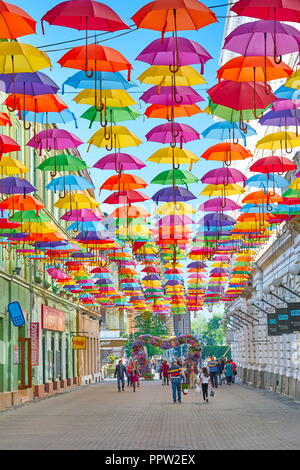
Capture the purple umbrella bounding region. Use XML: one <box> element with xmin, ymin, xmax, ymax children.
<box><xmin>61</xmin><ymin>209</ymin><xmax>103</xmax><ymax>222</ymax></box>
<box><xmin>152</xmin><ymin>186</ymin><xmax>197</xmax><ymax>203</ymax></box>
<box><xmin>143</xmin><ymin>274</ymin><xmax>160</xmax><ymax>281</ymax></box>
<box><xmin>198</xmin><ymin>198</ymin><xmax>241</xmax><ymax>212</ymax></box>
<box><xmin>146</xmin><ymin>123</ymin><xmax>200</xmax><ymax>145</ymax></box>
<box><xmin>135</xmin><ymin>37</ymin><xmax>212</xmax><ymax>73</ymax></box>
<box><xmin>95</xmin><ymin>279</ymin><xmax>113</xmax><ymax>285</ymax></box>
<box><xmin>201</xmin><ymin>168</ymin><xmax>246</xmax><ymax>186</ymax></box>
<box><xmin>141</xmin><ymin>86</ymin><xmax>204</xmax><ymax>106</ymax></box>
<box><xmin>198</xmin><ymin>213</ymin><xmax>236</xmax><ymax>226</ymax></box>
<box><xmin>0</xmin><ymin>177</ymin><xmax>36</xmax><ymax>195</ymax></box>
<box><xmin>93</xmin><ymin>153</ymin><xmax>145</xmax><ymax>171</ymax></box>
<box><xmin>210</xmin><ymin>268</ymin><xmax>230</xmax><ymax>274</ymax></box>
<box><xmin>187</xmin><ymin>262</ymin><xmax>206</xmax><ymax>269</ymax></box>
<box><xmin>224</xmin><ymin>20</ymin><xmax>300</xmax><ymax>59</ymax></box>
<box><xmin>165</xmin><ymin>280</ymin><xmax>182</xmax><ymax>286</ymax></box>
<box><xmin>75</xmin><ymin>231</ymin><xmax>112</xmax><ymax>241</ymax></box>
<box><xmin>213</xmin><ymin>255</ymin><xmax>231</xmax><ymax>261</ymax></box>
<box><xmin>0</xmin><ymin>72</ymin><xmax>59</xmax><ymax>96</ymax></box>
<box><xmin>259</xmin><ymin>109</ymin><xmax>300</xmax><ymax>128</ymax></box>
<box><xmin>27</xmin><ymin>129</ymin><xmax>83</xmax><ymax>155</ymax></box>
<box><xmin>157</xmin><ymin>215</ymin><xmax>194</xmax><ymax>226</ymax></box>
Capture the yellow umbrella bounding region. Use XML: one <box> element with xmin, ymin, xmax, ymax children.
<box><xmin>148</xmin><ymin>147</ymin><xmax>199</xmax><ymax>169</ymax></box>
<box><xmin>285</xmin><ymin>70</ymin><xmax>300</xmax><ymax>89</ymax></box>
<box><xmin>0</xmin><ymin>42</ymin><xmax>51</xmax><ymax>73</ymax></box>
<box><xmin>138</xmin><ymin>65</ymin><xmax>206</xmax><ymax>86</ymax></box>
<box><xmin>200</xmin><ymin>183</ymin><xmax>245</xmax><ymax>197</ymax></box>
<box><xmin>22</xmin><ymin>221</ymin><xmax>58</xmax><ymax>233</ymax></box>
<box><xmin>88</xmin><ymin>125</ymin><xmax>142</xmax><ymax>151</ymax></box>
<box><xmin>73</xmin><ymin>89</ymin><xmax>136</xmax><ymax>107</ymax></box>
<box><xmin>165</xmin><ymin>261</ymin><xmax>184</xmax><ymax>268</ymax></box>
<box><xmin>54</xmin><ymin>193</ymin><xmax>99</xmax><ymax>210</ymax></box>
<box><xmin>0</xmin><ymin>156</ymin><xmax>28</xmax><ymax>177</ymax></box>
<box><xmin>155</xmin><ymin>202</ymin><xmax>195</xmax><ymax>215</ymax></box>
<box><xmin>256</xmin><ymin>131</ymin><xmax>300</xmax><ymax>152</ymax></box>
<box><xmin>288</xmin><ymin>178</ymin><xmax>300</xmax><ymax>190</ymax></box>
<box><xmin>211</xmin><ymin>262</ymin><xmax>231</xmax><ymax>268</ymax></box>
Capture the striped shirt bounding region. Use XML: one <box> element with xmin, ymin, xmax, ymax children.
<box><xmin>168</xmin><ymin>365</ymin><xmax>182</xmax><ymax>378</ymax></box>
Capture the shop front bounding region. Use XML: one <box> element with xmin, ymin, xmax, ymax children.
<box><xmin>77</xmin><ymin>310</ymin><xmax>101</xmax><ymax>385</ymax></box>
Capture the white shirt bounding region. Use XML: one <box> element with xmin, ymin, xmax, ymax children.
<box><xmin>200</xmin><ymin>373</ymin><xmax>210</xmax><ymax>384</ymax></box>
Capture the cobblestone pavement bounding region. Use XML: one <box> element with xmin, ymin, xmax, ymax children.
<box><xmin>1</xmin><ymin>380</ymin><xmax>300</xmax><ymax>450</ymax></box>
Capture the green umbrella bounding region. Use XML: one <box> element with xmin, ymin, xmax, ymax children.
<box><xmin>151</xmin><ymin>169</ymin><xmax>199</xmax><ymax>186</ymax></box>
<box><xmin>206</xmin><ymin>99</ymin><xmax>271</xmax><ymax>123</ymax></box>
<box><xmin>282</xmin><ymin>188</ymin><xmax>300</xmax><ymax>198</ymax></box>
<box><xmin>38</xmin><ymin>154</ymin><xmax>89</xmax><ymax>175</ymax></box>
<box><xmin>81</xmin><ymin>106</ymin><xmax>142</xmax><ymax>128</ymax></box>
<box><xmin>10</xmin><ymin>211</ymin><xmax>50</xmax><ymax>223</ymax></box>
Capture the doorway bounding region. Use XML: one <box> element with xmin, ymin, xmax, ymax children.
<box><xmin>18</xmin><ymin>337</ymin><xmax>32</xmax><ymax>390</ymax></box>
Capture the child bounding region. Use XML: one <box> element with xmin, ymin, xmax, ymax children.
<box><xmin>200</xmin><ymin>366</ymin><xmax>210</xmax><ymax>403</ymax></box>
<box><xmin>130</xmin><ymin>366</ymin><xmax>139</xmax><ymax>392</ymax></box>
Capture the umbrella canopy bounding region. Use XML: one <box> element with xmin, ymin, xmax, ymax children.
<box><xmin>81</xmin><ymin>106</ymin><xmax>141</xmax><ymax>127</ymax></box>
<box><xmin>201</xmin><ymin>143</ymin><xmax>252</xmax><ymax>164</ymax></box>
<box><xmin>138</xmin><ymin>65</ymin><xmax>206</xmax><ymax>86</ymax></box>
<box><xmin>231</xmin><ymin>0</ymin><xmax>300</xmax><ymax>23</ymax></box>
<box><xmin>54</xmin><ymin>193</ymin><xmax>99</xmax><ymax>210</ymax></box>
<box><xmin>148</xmin><ymin>147</ymin><xmax>199</xmax><ymax>167</ymax></box>
<box><xmin>0</xmin><ymin>71</ymin><xmax>59</xmax><ymax>95</ymax></box>
<box><xmin>200</xmin><ymin>183</ymin><xmax>245</xmax><ymax>197</ymax></box>
<box><xmin>152</xmin><ymin>186</ymin><xmax>197</xmax><ymax>203</ymax></box>
<box><xmin>199</xmin><ymin>198</ymin><xmax>241</xmax><ymax>212</ymax></box>
<box><xmin>132</xmin><ymin>0</ymin><xmax>217</xmax><ymax>33</ymax></box>
<box><xmin>207</xmin><ymin>80</ymin><xmax>275</xmax><ymax>111</ymax></box>
<box><xmin>100</xmin><ymin>174</ymin><xmax>147</xmax><ymax>191</ymax></box>
<box><xmin>4</xmin><ymin>93</ymin><xmax>68</xmax><ymax>113</ymax></box>
<box><xmin>202</xmin><ymin>121</ymin><xmax>256</xmax><ymax>144</ymax></box>
<box><xmin>38</xmin><ymin>153</ymin><xmax>88</xmax><ymax>173</ymax></box>
<box><xmin>151</xmin><ymin>169</ymin><xmax>198</xmax><ymax>185</ymax></box>
<box><xmin>0</xmin><ymin>1</ymin><xmax>36</xmax><ymax>39</ymax></box>
<box><xmin>145</xmin><ymin>103</ymin><xmax>201</xmax><ymax>119</ymax></box>
<box><xmin>27</xmin><ymin>129</ymin><xmax>83</xmax><ymax>154</ymax></box>
<box><xmin>46</xmin><ymin>175</ymin><xmax>94</xmax><ymax>192</ymax></box>
<box><xmin>42</xmin><ymin>0</ymin><xmax>129</xmax><ymax>32</ymax></box>
<box><xmin>87</xmin><ymin>126</ymin><xmax>142</xmax><ymax>150</ymax></box>
<box><xmin>0</xmin><ymin>42</ymin><xmax>51</xmax><ymax>74</ymax></box>
<box><xmin>94</xmin><ymin>153</ymin><xmax>145</xmax><ymax>172</ymax></box>
<box><xmin>0</xmin><ymin>156</ymin><xmax>28</xmax><ymax>176</ymax></box>
<box><xmin>217</xmin><ymin>56</ymin><xmax>293</xmax><ymax>82</ymax></box>
<box><xmin>249</xmin><ymin>155</ymin><xmax>297</xmax><ymax>174</ymax></box>
<box><xmin>146</xmin><ymin>122</ymin><xmax>200</xmax><ymax>144</ymax></box>
<box><xmin>0</xmin><ymin>195</ymin><xmax>44</xmax><ymax>212</ymax></box>
<box><xmin>201</xmin><ymin>167</ymin><xmax>246</xmax><ymax>185</ymax></box>
<box><xmin>0</xmin><ymin>135</ymin><xmax>20</xmax><ymax>156</ymax></box>
<box><xmin>103</xmin><ymin>190</ymin><xmax>150</xmax><ymax>205</ymax></box>
<box><xmin>141</xmin><ymin>85</ymin><xmax>204</xmax><ymax>105</ymax></box>
<box><xmin>62</xmin><ymin>70</ymin><xmax>134</xmax><ymax>92</ymax></box>
<box><xmin>0</xmin><ymin>177</ymin><xmax>36</xmax><ymax>195</ymax></box>
<box><xmin>256</xmin><ymin>132</ymin><xmax>300</xmax><ymax>151</ymax></box>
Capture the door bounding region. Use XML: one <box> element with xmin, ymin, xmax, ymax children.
<box><xmin>18</xmin><ymin>337</ymin><xmax>32</xmax><ymax>390</ymax></box>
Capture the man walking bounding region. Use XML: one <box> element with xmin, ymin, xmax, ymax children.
<box><xmin>207</xmin><ymin>356</ymin><xmax>218</xmax><ymax>389</ymax></box>
<box><xmin>168</xmin><ymin>359</ymin><xmax>186</xmax><ymax>403</ymax></box>
<box><xmin>114</xmin><ymin>359</ymin><xmax>127</xmax><ymax>392</ymax></box>
<box><xmin>230</xmin><ymin>359</ymin><xmax>237</xmax><ymax>383</ymax></box>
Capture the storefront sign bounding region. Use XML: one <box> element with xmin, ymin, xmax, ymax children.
<box><xmin>288</xmin><ymin>303</ymin><xmax>300</xmax><ymax>332</ymax></box>
<box><xmin>42</xmin><ymin>305</ymin><xmax>65</xmax><ymax>332</ymax></box>
<box><xmin>73</xmin><ymin>336</ymin><xmax>86</xmax><ymax>350</ymax></box>
<box><xmin>30</xmin><ymin>322</ymin><xmax>39</xmax><ymax>366</ymax></box>
<box><xmin>275</xmin><ymin>308</ymin><xmax>292</xmax><ymax>334</ymax></box>
<box><xmin>267</xmin><ymin>314</ymin><xmax>280</xmax><ymax>336</ymax></box>
<box><xmin>13</xmin><ymin>345</ymin><xmax>19</xmax><ymax>364</ymax></box>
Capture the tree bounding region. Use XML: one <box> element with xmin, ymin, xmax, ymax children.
<box><xmin>125</xmin><ymin>313</ymin><xmax>169</xmax><ymax>358</ymax></box>
<box><xmin>191</xmin><ymin>315</ymin><xmax>225</xmax><ymax>346</ymax></box>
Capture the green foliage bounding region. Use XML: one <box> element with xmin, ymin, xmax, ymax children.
<box><xmin>125</xmin><ymin>313</ymin><xmax>169</xmax><ymax>359</ymax></box>
<box><xmin>191</xmin><ymin>314</ymin><xmax>226</xmax><ymax>346</ymax></box>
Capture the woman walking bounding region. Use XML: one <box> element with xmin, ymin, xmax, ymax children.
<box><xmin>200</xmin><ymin>367</ymin><xmax>210</xmax><ymax>403</ymax></box>
<box><xmin>126</xmin><ymin>361</ymin><xmax>133</xmax><ymax>388</ymax></box>
<box><xmin>161</xmin><ymin>360</ymin><xmax>169</xmax><ymax>386</ymax></box>
<box><xmin>225</xmin><ymin>360</ymin><xmax>233</xmax><ymax>385</ymax></box>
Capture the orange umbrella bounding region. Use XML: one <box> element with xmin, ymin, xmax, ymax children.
<box><xmin>0</xmin><ymin>195</ymin><xmax>44</xmax><ymax>213</ymax></box>
<box><xmin>201</xmin><ymin>142</ymin><xmax>252</xmax><ymax>165</ymax></box>
<box><xmin>217</xmin><ymin>56</ymin><xmax>293</xmax><ymax>83</ymax></box>
<box><xmin>242</xmin><ymin>190</ymin><xmax>283</xmax><ymax>204</ymax></box>
<box><xmin>145</xmin><ymin>104</ymin><xmax>201</xmax><ymax>119</ymax></box>
<box><xmin>110</xmin><ymin>205</ymin><xmax>149</xmax><ymax>219</ymax></box>
<box><xmin>0</xmin><ymin>1</ymin><xmax>36</xmax><ymax>39</ymax></box>
<box><xmin>58</xmin><ymin>44</ymin><xmax>132</xmax><ymax>80</ymax></box>
<box><xmin>132</xmin><ymin>0</ymin><xmax>217</xmax><ymax>36</ymax></box>
<box><xmin>0</xmin><ymin>112</ymin><xmax>11</xmax><ymax>126</ymax></box>
<box><xmin>3</xmin><ymin>94</ymin><xmax>68</xmax><ymax>113</ymax></box>
<box><xmin>100</xmin><ymin>174</ymin><xmax>148</xmax><ymax>191</ymax></box>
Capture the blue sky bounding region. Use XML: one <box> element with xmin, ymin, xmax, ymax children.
<box><xmin>10</xmin><ymin>0</ymin><xmax>228</xmax><ymax>216</ymax></box>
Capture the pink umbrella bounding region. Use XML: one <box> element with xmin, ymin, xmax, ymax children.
<box><xmin>201</xmin><ymin>167</ymin><xmax>247</xmax><ymax>186</ymax></box>
<box><xmin>27</xmin><ymin>129</ymin><xmax>83</xmax><ymax>155</ymax></box>
<box><xmin>146</xmin><ymin>122</ymin><xmax>200</xmax><ymax>145</ymax></box>
<box><xmin>61</xmin><ymin>209</ymin><xmax>103</xmax><ymax>221</ymax></box>
<box><xmin>157</xmin><ymin>215</ymin><xmax>194</xmax><ymax>226</ymax></box>
<box><xmin>198</xmin><ymin>198</ymin><xmax>241</xmax><ymax>212</ymax></box>
<box><xmin>135</xmin><ymin>37</ymin><xmax>212</xmax><ymax>73</ymax></box>
<box><xmin>141</xmin><ymin>86</ymin><xmax>204</xmax><ymax>106</ymax></box>
<box><xmin>47</xmin><ymin>268</ymin><xmax>70</xmax><ymax>280</ymax></box>
<box><xmin>93</xmin><ymin>153</ymin><xmax>145</xmax><ymax>172</ymax></box>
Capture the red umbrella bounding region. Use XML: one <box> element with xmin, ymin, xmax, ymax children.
<box><xmin>207</xmin><ymin>80</ymin><xmax>275</xmax><ymax>121</ymax></box>
<box><xmin>0</xmin><ymin>135</ymin><xmax>20</xmax><ymax>157</ymax></box>
<box><xmin>232</xmin><ymin>0</ymin><xmax>300</xmax><ymax>23</ymax></box>
<box><xmin>103</xmin><ymin>190</ymin><xmax>150</xmax><ymax>204</ymax></box>
<box><xmin>249</xmin><ymin>155</ymin><xmax>297</xmax><ymax>174</ymax></box>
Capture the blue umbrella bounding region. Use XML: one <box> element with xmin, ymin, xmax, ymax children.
<box><xmin>246</xmin><ymin>174</ymin><xmax>289</xmax><ymax>189</ymax></box>
<box><xmin>66</xmin><ymin>221</ymin><xmax>100</xmax><ymax>232</ymax></box>
<box><xmin>274</xmin><ymin>86</ymin><xmax>299</xmax><ymax>100</ymax></box>
<box><xmin>62</xmin><ymin>71</ymin><xmax>135</xmax><ymax>93</ymax></box>
<box><xmin>240</xmin><ymin>203</ymin><xmax>273</xmax><ymax>213</ymax></box>
<box><xmin>20</xmin><ymin>109</ymin><xmax>78</xmax><ymax>128</ymax></box>
<box><xmin>202</xmin><ymin>121</ymin><xmax>256</xmax><ymax>145</ymax></box>
<box><xmin>46</xmin><ymin>175</ymin><xmax>94</xmax><ymax>192</ymax></box>
<box><xmin>272</xmin><ymin>204</ymin><xmax>300</xmax><ymax>214</ymax></box>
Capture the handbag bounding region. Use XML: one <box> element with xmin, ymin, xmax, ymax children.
<box><xmin>210</xmin><ymin>388</ymin><xmax>215</xmax><ymax>397</ymax></box>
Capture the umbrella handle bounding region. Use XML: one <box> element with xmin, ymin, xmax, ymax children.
<box><xmin>23</xmin><ymin>120</ymin><xmax>31</xmax><ymax>131</ymax></box>
<box><xmin>85</xmin><ymin>18</ymin><xmax>94</xmax><ymax>78</ymax></box>
<box><xmin>7</xmin><ymin>56</ymin><xmax>17</xmax><ymax>112</ymax></box>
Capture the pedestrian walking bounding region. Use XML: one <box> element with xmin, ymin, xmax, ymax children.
<box><xmin>199</xmin><ymin>367</ymin><xmax>210</xmax><ymax>403</ymax></box>
<box><xmin>161</xmin><ymin>360</ymin><xmax>170</xmax><ymax>386</ymax></box>
<box><xmin>114</xmin><ymin>359</ymin><xmax>128</xmax><ymax>392</ymax></box>
<box><xmin>130</xmin><ymin>365</ymin><xmax>140</xmax><ymax>392</ymax></box>
<box><xmin>230</xmin><ymin>359</ymin><xmax>237</xmax><ymax>383</ymax></box>
<box><xmin>225</xmin><ymin>360</ymin><xmax>233</xmax><ymax>385</ymax></box>
<box><xmin>189</xmin><ymin>362</ymin><xmax>198</xmax><ymax>389</ymax></box>
<box><xmin>126</xmin><ymin>361</ymin><xmax>133</xmax><ymax>387</ymax></box>
<box><xmin>216</xmin><ymin>358</ymin><xmax>224</xmax><ymax>387</ymax></box>
<box><xmin>207</xmin><ymin>356</ymin><xmax>218</xmax><ymax>388</ymax></box>
<box><xmin>168</xmin><ymin>359</ymin><xmax>186</xmax><ymax>403</ymax></box>
<box><xmin>134</xmin><ymin>361</ymin><xmax>141</xmax><ymax>388</ymax></box>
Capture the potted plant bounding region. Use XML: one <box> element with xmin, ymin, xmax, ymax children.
<box><xmin>44</xmin><ymin>281</ymin><xmax>51</xmax><ymax>290</ymax></box>
<box><xmin>34</xmin><ymin>276</ymin><xmax>42</xmax><ymax>285</ymax></box>
<box><xmin>143</xmin><ymin>372</ymin><xmax>154</xmax><ymax>381</ymax></box>
<box><xmin>52</xmin><ymin>285</ymin><xmax>59</xmax><ymax>294</ymax></box>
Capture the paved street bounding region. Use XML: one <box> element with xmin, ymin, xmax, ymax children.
<box><xmin>1</xmin><ymin>380</ymin><xmax>300</xmax><ymax>450</ymax></box>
